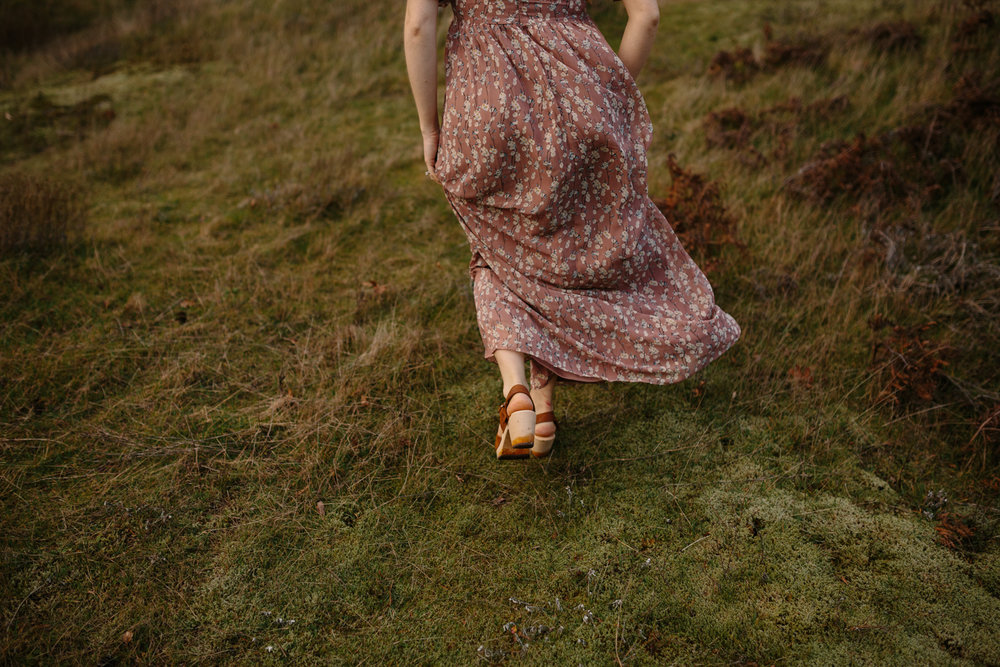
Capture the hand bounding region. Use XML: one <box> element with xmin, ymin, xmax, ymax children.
<box><xmin>422</xmin><ymin>128</ymin><xmax>440</xmax><ymax>182</ymax></box>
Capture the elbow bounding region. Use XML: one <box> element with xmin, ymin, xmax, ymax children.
<box><xmin>641</xmin><ymin>9</ymin><xmax>660</xmax><ymax>31</ymax></box>
<box><xmin>629</xmin><ymin>3</ymin><xmax>659</xmax><ymax>31</ymax></box>
<box><xmin>404</xmin><ymin>18</ymin><xmax>424</xmax><ymax>40</ymax></box>
<box><xmin>404</xmin><ymin>11</ymin><xmax>433</xmax><ymax>40</ymax></box>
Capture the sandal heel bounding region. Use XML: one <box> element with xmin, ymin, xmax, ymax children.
<box><xmin>531</xmin><ymin>434</ymin><xmax>555</xmax><ymax>458</ymax></box>
<box><xmin>506</xmin><ymin>410</ymin><xmax>535</xmax><ymax>450</ymax></box>
<box><xmin>496</xmin><ymin>428</ymin><xmax>531</xmax><ymax>459</ymax></box>
<box><xmin>531</xmin><ymin>411</ymin><xmax>557</xmax><ymax>458</ymax></box>
<box><xmin>494</xmin><ymin>383</ymin><xmax>535</xmax><ymax>461</ymax></box>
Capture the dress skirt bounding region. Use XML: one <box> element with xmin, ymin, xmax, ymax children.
<box><xmin>432</xmin><ymin>0</ymin><xmax>741</xmax><ymax>389</ymax></box>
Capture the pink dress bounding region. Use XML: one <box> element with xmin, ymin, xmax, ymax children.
<box><xmin>433</xmin><ymin>0</ymin><xmax>741</xmax><ymax>389</ymax></box>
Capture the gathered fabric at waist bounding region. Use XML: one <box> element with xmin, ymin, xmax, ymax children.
<box><xmin>451</xmin><ymin>0</ymin><xmax>589</xmax><ymax>25</ymax></box>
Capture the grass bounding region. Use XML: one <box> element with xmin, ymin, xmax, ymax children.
<box><xmin>1</xmin><ymin>0</ymin><xmax>999</xmax><ymax>662</ymax></box>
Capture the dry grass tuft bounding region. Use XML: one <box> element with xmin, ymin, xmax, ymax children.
<box><xmin>966</xmin><ymin>402</ymin><xmax>1000</xmax><ymax>471</ymax></box>
<box><xmin>240</xmin><ymin>155</ymin><xmax>368</xmax><ymax>224</ymax></box>
<box><xmin>708</xmin><ymin>24</ymin><xmax>830</xmax><ymax>84</ymax></box>
<box><xmin>938</xmin><ymin>72</ymin><xmax>1000</xmax><ymax>126</ymax></box>
<box><xmin>2</xmin><ymin>0</ymin><xmax>213</xmax><ymax>87</ymax></box>
<box><xmin>787</xmin><ymin>72</ymin><xmax>998</xmax><ymax>216</ymax></box>
<box><xmin>0</xmin><ymin>171</ymin><xmax>86</xmax><ymax>253</ymax></box>
<box><xmin>864</xmin><ymin>219</ymin><xmax>1000</xmax><ymax>300</ymax></box>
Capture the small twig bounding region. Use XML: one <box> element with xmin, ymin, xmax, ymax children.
<box><xmin>680</xmin><ymin>534</ymin><xmax>710</xmax><ymax>552</ymax></box>
<box><xmin>5</xmin><ymin>581</ymin><xmax>47</xmax><ymax>632</ymax></box>
<box><xmin>883</xmin><ymin>401</ymin><xmax>957</xmax><ymax>426</ymax></box>
<box><xmin>663</xmin><ymin>487</ymin><xmax>693</xmax><ymax>529</ymax></box>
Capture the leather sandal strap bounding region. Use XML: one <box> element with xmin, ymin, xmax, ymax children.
<box><xmin>505</xmin><ymin>383</ymin><xmax>530</xmax><ymax>403</ymax></box>
<box><xmin>498</xmin><ymin>384</ymin><xmax>533</xmax><ymax>433</ymax></box>
<box><xmin>536</xmin><ymin>411</ymin><xmax>556</xmax><ymax>424</ymax></box>
<box><xmin>503</xmin><ymin>384</ymin><xmax>533</xmax><ymax>414</ymax></box>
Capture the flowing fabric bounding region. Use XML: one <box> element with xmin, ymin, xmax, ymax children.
<box><xmin>433</xmin><ymin>0</ymin><xmax>741</xmax><ymax>389</ymax></box>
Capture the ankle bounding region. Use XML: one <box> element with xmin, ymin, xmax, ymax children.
<box><xmin>529</xmin><ymin>390</ymin><xmax>553</xmax><ymax>413</ymax></box>
<box><xmin>502</xmin><ymin>381</ymin><xmax>528</xmax><ymax>398</ymax></box>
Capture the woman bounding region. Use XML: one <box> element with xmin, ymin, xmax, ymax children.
<box><xmin>404</xmin><ymin>0</ymin><xmax>741</xmax><ymax>460</ymax></box>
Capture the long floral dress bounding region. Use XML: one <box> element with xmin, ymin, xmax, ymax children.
<box><xmin>432</xmin><ymin>0</ymin><xmax>741</xmax><ymax>389</ymax></box>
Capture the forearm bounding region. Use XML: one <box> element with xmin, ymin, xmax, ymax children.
<box><xmin>618</xmin><ymin>1</ymin><xmax>659</xmax><ymax>79</ymax></box>
<box><xmin>404</xmin><ymin>0</ymin><xmax>440</xmax><ymax>135</ymax></box>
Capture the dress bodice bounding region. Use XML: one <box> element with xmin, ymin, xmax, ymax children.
<box><xmin>443</xmin><ymin>0</ymin><xmax>591</xmax><ymax>24</ymax></box>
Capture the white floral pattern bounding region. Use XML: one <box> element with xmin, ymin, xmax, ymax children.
<box><xmin>434</xmin><ymin>0</ymin><xmax>741</xmax><ymax>388</ymax></box>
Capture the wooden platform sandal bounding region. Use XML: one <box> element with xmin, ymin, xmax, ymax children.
<box><xmin>494</xmin><ymin>384</ymin><xmax>535</xmax><ymax>460</ymax></box>
<box><xmin>531</xmin><ymin>412</ymin><xmax>557</xmax><ymax>458</ymax></box>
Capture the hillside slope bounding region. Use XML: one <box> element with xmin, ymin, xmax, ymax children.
<box><xmin>2</xmin><ymin>0</ymin><xmax>998</xmax><ymax>662</ymax></box>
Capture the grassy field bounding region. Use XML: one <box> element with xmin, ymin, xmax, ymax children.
<box><xmin>2</xmin><ymin>0</ymin><xmax>999</xmax><ymax>662</ymax></box>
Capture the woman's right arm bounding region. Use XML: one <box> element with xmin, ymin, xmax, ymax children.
<box><xmin>404</xmin><ymin>0</ymin><xmax>442</xmax><ymax>176</ymax></box>
<box><xmin>617</xmin><ymin>0</ymin><xmax>660</xmax><ymax>79</ymax></box>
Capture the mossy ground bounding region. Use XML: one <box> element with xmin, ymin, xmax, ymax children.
<box><xmin>2</xmin><ymin>0</ymin><xmax>998</xmax><ymax>663</ymax></box>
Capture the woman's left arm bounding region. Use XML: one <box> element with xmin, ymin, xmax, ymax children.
<box><xmin>618</xmin><ymin>0</ymin><xmax>660</xmax><ymax>80</ymax></box>
<box><xmin>404</xmin><ymin>0</ymin><xmax>441</xmax><ymax>177</ymax></box>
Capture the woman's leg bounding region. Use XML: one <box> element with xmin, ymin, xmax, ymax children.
<box><xmin>529</xmin><ymin>360</ymin><xmax>556</xmax><ymax>437</ymax></box>
<box><xmin>494</xmin><ymin>349</ymin><xmax>533</xmax><ymax>412</ymax></box>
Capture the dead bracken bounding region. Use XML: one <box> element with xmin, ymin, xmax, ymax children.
<box><xmin>707</xmin><ymin>21</ymin><xmax>921</xmax><ymax>84</ymax></box>
<box><xmin>867</xmin><ymin>314</ymin><xmax>950</xmax><ymax>412</ymax></box>
<box><xmin>788</xmin><ymin>73</ymin><xmax>999</xmax><ymax>215</ymax></box>
<box><xmin>786</xmin><ymin>129</ymin><xmax>959</xmax><ymax>214</ymax></box>
<box><xmin>652</xmin><ymin>155</ymin><xmax>744</xmax><ymax>271</ymax></box>
<box><xmin>707</xmin><ymin>47</ymin><xmax>758</xmax><ymax>84</ymax></box>
<box><xmin>952</xmin><ymin>10</ymin><xmax>996</xmax><ymax>52</ymax></box>
<box><xmin>935</xmin><ymin>512</ymin><xmax>976</xmax><ymax>550</ymax></box>
<box><xmin>703</xmin><ymin>95</ymin><xmax>849</xmax><ymax>166</ymax></box>
<box><xmin>852</xmin><ymin>21</ymin><xmax>922</xmax><ymax>53</ymax></box>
